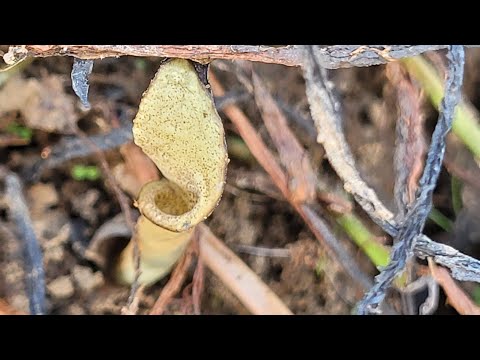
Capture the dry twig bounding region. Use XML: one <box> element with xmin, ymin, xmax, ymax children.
<box><xmin>302</xmin><ymin>45</ymin><xmax>398</xmax><ymax>236</ymax></box>
<box><xmin>4</xmin><ymin>45</ymin><xmax>464</xmax><ymax>69</ymax></box>
<box><xmin>198</xmin><ymin>224</ymin><xmax>293</xmax><ymax>315</ymax></box>
<box><xmin>386</xmin><ymin>63</ymin><xmax>427</xmax><ymax>216</ymax></box>
<box><xmin>415</xmin><ymin>236</ymin><xmax>480</xmax><ymax>282</ymax></box>
<box><xmin>150</xmin><ymin>239</ymin><xmax>197</xmax><ymax>315</ymax></box>
<box><xmin>387</xmin><ymin>61</ymin><xmax>434</xmax><ymax>315</ymax></box>
<box><xmin>192</xmin><ymin>238</ymin><xmax>205</xmax><ymax>315</ymax></box>
<box><xmin>252</xmin><ymin>69</ymin><xmax>318</xmax><ymax>203</ymax></box>
<box><xmin>428</xmin><ymin>258</ymin><xmax>480</xmax><ymax>315</ymax></box>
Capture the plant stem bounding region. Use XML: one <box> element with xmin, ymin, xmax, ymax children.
<box><xmin>428</xmin><ymin>208</ymin><xmax>453</xmax><ymax>232</ymax></box>
<box><xmin>336</xmin><ymin>212</ymin><xmax>407</xmax><ymax>287</ymax></box>
<box><xmin>336</xmin><ymin>213</ymin><xmax>390</xmax><ymax>268</ymax></box>
<box><xmin>451</xmin><ymin>176</ymin><xmax>463</xmax><ymax>216</ymax></box>
<box><xmin>401</xmin><ymin>56</ymin><xmax>480</xmax><ymax>159</ymax></box>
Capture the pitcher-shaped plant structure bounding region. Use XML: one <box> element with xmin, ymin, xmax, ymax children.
<box><xmin>116</xmin><ymin>59</ymin><xmax>228</xmax><ymax>285</ymax></box>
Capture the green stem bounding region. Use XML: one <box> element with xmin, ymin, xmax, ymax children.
<box><xmin>336</xmin><ymin>213</ymin><xmax>390</xmax><ymax>268</ymax></box>
<box><xmin>428</xmin><ymin>208</ymin><xmax>453</xmax><ymax>232</ymax></box>
<box><xmin>401</xmin><ymin>56</ymin><xmax>480</xmax><ymax>159</ymax></box>
<box><xmin>336</xmin><ymin>212</ymin><xmax>409</xmax><ymax>287</ymax></box>
<box><xmin>451</xmin><ymin>176</ymin><xmax>463</xmax><ymax>216</ymax></box>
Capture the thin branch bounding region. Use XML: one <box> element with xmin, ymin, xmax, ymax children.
<box><xmin>357</xmin><ymin>45</ymin><xmax>465</xmax><ymax>314</ymax></box>
<box><xmin>428</xmin><ymin>258</ymin><xmax>480</xmax><ymax>315</ymax></box>
<box><xmin>198</xmin><ymin>224</ymin><xmax>293</xmax><ymax>315</ymax></box>
<box><xmin>149</xmin><ymin>238</ymin><xmax>196</xmax><ymax>315</ymax></box>
<box><xmin>5</xmin><ymin>45</ymin><xmax>304</xmax><ymax>67</ymax></box>
<box><xmin>251</xmin><ymin>68</ymin><xmax>318</xmax><ymax>203</ymax></box>
<box><xmin>302</xmin><ymin>45</ymin><xmax>398</xmax><ymax>236</ymax></box>
<box><xmin>416</xmin><ymin>236</ymin><xmax>480</xmax><ymax>283</ymax></box>
<box><xmin>386</xmin><ymin>62</ymin><xmax>426</xmax><ymax>216</ymax></box>
<box><xmin>234</xmin><ymin>244</ymin><xmax>291</xmax><ymax>258</ymax></box>
<box><xmin>192</xmin><ymin>238</ymin><xmax>205</xmax><ymax>315</ymax></box>
<box><xmin>387</xmin><ymin>61</ymin><xmax>429</xmax><ymax>314</ymax></box>
<box><xmin>315</xmin><ymin>45</ymin><xmax>448</xmax><ymax>69</ymax></box>
<box><xmin>5</xmin><ymin>45</ymin><xmax>468</xmax><ymax>69</ymax></box>
<box><xmin>1</xmin><ymin>167</ymin><xmax>45</xmax><ymax>315</ymax></box>
<box><xmin>210</xmin><ymin>72</ymin><xmax>373</xmax><ymax>291</ymax></box>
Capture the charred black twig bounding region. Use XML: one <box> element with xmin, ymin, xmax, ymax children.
<box><xmin>357</xmin><ymin>46</ymin><xmax>465</xmax><ymax>314</ymax></box>
<box><xmin>1</xmin><ymin>167</ymin><xmax>46</xmax><ymax>315</ymax></box>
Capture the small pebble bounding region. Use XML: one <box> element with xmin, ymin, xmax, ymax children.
<box><xmin>72</xmin><ymin>265</ymin><xmax>104</xmax><ymax>293</ymax></box>
<box><xmin>65</xmin><ymin>304</ymin><xmax>86</xmax><ymax>315</ymax></box>
<box><xmin>47</xmin><ymin>276</ymin><xmax>75</xmax><ymax>300</ymax></box>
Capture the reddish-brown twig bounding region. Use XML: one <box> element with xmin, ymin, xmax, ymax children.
<box><xmin>5</xmin><ymin>45</ymin><xmax>303</xmax><ymax>67</ymax></box>
<box><xmin>251</xmin><ymin>69</ymin><xmax>317</xmax><ymax>203</ymax></box>
<box><xmin>428</xmin><ymin>258</ymin><xmax>480</xmax><ymax>315</ymax></box>
<box><xmin>386</xmin><ymin>62</ymin><xmax>426</xmax><ymax>216</ymax></box>
<box><xmin>4</xmin><ymin>45</ymin><xmax>458</xmax><ymax>69</ymax></box>
<box><xmin>192</xmin><ymin>243</ymin><xmax>205</xmax><ymax>315</ymax></box>
<box><xmin>198</xmin><ymin>224</ymin><xmax>293</xmax><ymax>315</ymax></box>
<box><xmin>150</xmin><ymin>238</ymin><xmax>197</xmax><ymax>315</ymax></box>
